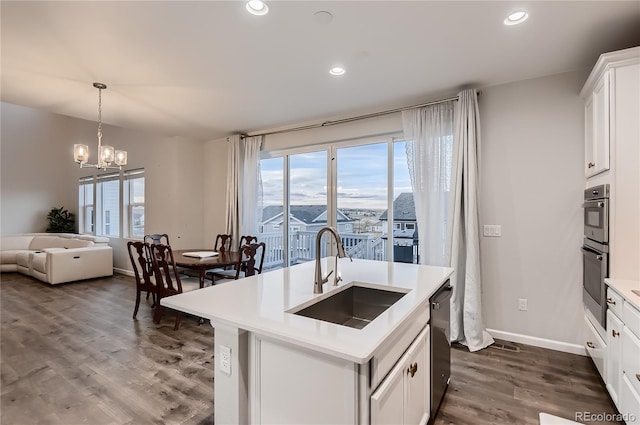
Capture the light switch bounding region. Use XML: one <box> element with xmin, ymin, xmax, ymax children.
<box><xmin>220</xmin><ymin>345</ymin><xmax>231</xmax><ymax>375</ymax></box>
<box><xmin>483</xmin><ymin>225</ymin><xmax>502</xmax><ymax>237</ymax></box>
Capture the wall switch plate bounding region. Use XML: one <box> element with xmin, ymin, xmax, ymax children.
<box><xmin>483</xmin><ymin>225</ymin><xmax>502</xmax><ymax>237</ymax></box>
<box><xmin>518</xmin><ymin>298</ymin><xmax>528</xmax><ymax>311</ymax></box>
<box><xmin>220</xmin><ymin>345</ymin><xmax>231</xmax><ymax>375</ymax></box>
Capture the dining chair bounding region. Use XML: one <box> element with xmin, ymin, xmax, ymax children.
<box><xmin>214</xmin><ymin>234</ymin><xmax>232</xmax><ymax>252</ymax></box>
<box><xmin>239</xmin><ymin>235</ymin><xmax>258</xmax><ymax>247</ymax></box>
<box><xmin>209</xmin><ymin>242</ymin><xmax>266</xmax><ymax>283</ymax></box>
<box><xmin>149</xmin><ymin>243</ymin><xmax>200</xmax><ymax>330</ymax></box>
<box><xmin>143</xmin><ymin>234</ymin><xmax>171</xmax><ymax>294</ymax></box>
<box><xmin>127</xmin><ymin>241</ymin><xmax>157</xmax><ymax>319</ymax></box>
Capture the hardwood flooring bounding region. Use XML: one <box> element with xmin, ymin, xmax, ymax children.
<box><xmin>1</xmin><ymin>273</ymin><xmax>620</xmax><ymax>425</ymax></box>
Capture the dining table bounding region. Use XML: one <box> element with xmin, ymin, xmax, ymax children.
<box><xmin>172</xmin><ymin>249</ymin><xmax>242</xmax><ymax>288</ymax></box>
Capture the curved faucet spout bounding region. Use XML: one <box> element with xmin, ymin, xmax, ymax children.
<box><xmin>314</xmin><ymin>226</ymin><xmax>351</xmax><ymax>294</ymax></box>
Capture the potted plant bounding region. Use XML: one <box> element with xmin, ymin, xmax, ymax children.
<box><xmin>46</xmin><ymin>206</ymin><xmax>75</xmax><ymax>233</ymax></box>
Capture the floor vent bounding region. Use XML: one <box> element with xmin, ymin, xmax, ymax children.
<box><xmin>491</xmin><ymin>342</ymin><xmax>521</xmax><ymax>352</ymax></box>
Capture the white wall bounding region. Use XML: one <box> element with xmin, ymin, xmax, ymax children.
<box><xmin>1</xmin><ymin>103</ymin><xmax>79</xmax><ymax>233</ymax></box>
<box><xmin>479</xmin><ymin>69</ymin><xmax>589</xmax><ymax>347</ymax></box>
<box><xmin>1</xmin><ymin>102</ymin><xmax>207</xmax><ymax>271</ymax></box>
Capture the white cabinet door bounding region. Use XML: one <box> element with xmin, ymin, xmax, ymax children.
<box><xmin>405</xmin><ymin>326</ymin><xmax>430</xmax><ymax>425</ymax></box>
<box><xmin>606</xmin><ymin>309</ymin><xmax>623</xmax><ymax>406</ymax></box>
<box><xmin>620</xmin><ymin>374</ymin><xmax>640</xmax><ymax>425</ymax></box>
<box><xmin>584</xmin><ymin>314</ymin><xmax>607</xmax><ymax>380</ymax></box>
<box><xmin>371</xmin><ymin>325</ymin><xmax>430</xmax><ymax>425</ymax></box>
<box><xmin>371</xmin><ymin>358</ymin><xmax>405</xmax><ymax>425</ymax></box>
<box><xmin>586</xmin><ymin>71</ymin><xmax>610</xmax><ymax>177</ymax></box>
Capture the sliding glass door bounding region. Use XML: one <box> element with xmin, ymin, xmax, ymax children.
<box><xmin>259</xmin><ymin>150</ymin><xmax>328</xmax><ymax>270</ymax></box>
<box><xmin>259</xmin><ymin>135</ymin><xmax>418</xmax><ymax>270</ymax></box>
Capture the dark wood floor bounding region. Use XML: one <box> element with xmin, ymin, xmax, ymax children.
<box><xmin>1</xmin><ymin>273</ymin><xmax>620</xmax><ymax>425</ymax></box>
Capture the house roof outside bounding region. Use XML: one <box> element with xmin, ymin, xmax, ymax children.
<box><xmin>262</xmin><ymin>205</ymin><xmax>353</xmax><ymax>225</ymax></box>
<box><xmin>379</xmin><ymin>193</ymin><xmax>416</xmax><ymax>222</ymax></box>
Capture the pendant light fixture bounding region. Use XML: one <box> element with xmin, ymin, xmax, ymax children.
<box><xmin>73</xmin><ymin>82</ymin><xmax>127</xmax><ymax>170</ymax></box>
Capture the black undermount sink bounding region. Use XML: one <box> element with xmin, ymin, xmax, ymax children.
<box><xmin>292</xmin><ymin>283</ymin><xmax>409</xmax><ymax>329</ymax></box>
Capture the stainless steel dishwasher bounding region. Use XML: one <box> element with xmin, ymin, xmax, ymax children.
<box><xmin>430</xmin><ymin>281</ymin><xmax>452</xmax><ymax>422</ymax></box>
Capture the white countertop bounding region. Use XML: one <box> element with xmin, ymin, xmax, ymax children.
<box><xmin>162</xmin><ymin>258</ymin><xmax>453</xmax><ymax>363</ymax></box>
<box><xmin>605</xmin><ymin>278</ymin><xmax>640</xmax><ymax>311</ymax></box>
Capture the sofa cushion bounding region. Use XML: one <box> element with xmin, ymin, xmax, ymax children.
<box><xmin>31</xmin><ymin>252</ymin><xmax>47</xmax><ymax>274</ymax></box>
<box><xmin>15</xmin><ymin>251</ymin><xmax>31</xmax><ymax>268</ymax></box>
<box><xmin>0</xmin><ymin>236</ymin><xmax>34</xmax><ymax>251</ymax></box>
<box><xmin>62</xmin><ymin>239</ymin><xmax>94</xmax><ymax>249</ymax></box>
<box><xmin>29</xmin><ymin>236</ymin><xmax>67</xmax><ymax>250</ymax></box>
<box><xmin>1</xmin><ymin>249</ymin><xmax>28</xmax><ymax>265</ymax></box>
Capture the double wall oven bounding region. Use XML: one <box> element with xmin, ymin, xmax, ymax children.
<box><xmin>582</xmin><ymin>184</ymin><xmax>609</xmax><ymax>328</ymax></box>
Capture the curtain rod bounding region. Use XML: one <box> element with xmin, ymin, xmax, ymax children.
<box><xmin>241</xmin><ymin>92</ymin><xmax>478</xmax><ymax>139</ymax></box>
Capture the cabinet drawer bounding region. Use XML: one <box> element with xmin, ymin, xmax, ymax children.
<box><xmin>370</xmin><ymin>301</ymin><xmax>429</xmax><ymax>389</ymax></box>
<box><xmin>622</xmin><ymin>326</ymin><xmax>640</xmax><ymax>397</ymax></box>
<box><xmin>624</xmin><ymin>301</ymin><xmax>640</xmax><ymax>340</ymax></box>
<box><xmin>606</xmin><ymin>287</ymin><xmax>624</xmax><ymax>319</ymax></box>
<box><xmin>584</xmin><ymin>314</ymin><xmax>607</xmax><ymax>380</ymax></box>
<box><xmin>620</xmin><ymin>373</ymin><xmax>640</xmax><ymax>425</ymax></box>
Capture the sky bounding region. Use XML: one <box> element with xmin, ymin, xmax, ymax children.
<box><xmin>260</xmin><ymin>141</ymin><xmax>413</xmax><ymax>210</ymax></box>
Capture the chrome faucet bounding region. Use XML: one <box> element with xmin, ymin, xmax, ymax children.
<box><xmin>314</xmin><ymin>226</ymin><xmax>352</xmax><ymax>294</ymax></box>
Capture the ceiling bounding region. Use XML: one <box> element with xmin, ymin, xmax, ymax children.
<box><xmin>2</xmin><ymin>1</ymin><xmax>639</xmax><ymax>142</ymax></box>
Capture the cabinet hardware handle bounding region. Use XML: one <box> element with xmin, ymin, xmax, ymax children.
<box><xmin>586</xmin><ymin>341</ymin><xmax>595</xmax><ymax>349</ymax></box>
<box><xmin>597</xmin><ymin>202</ymin><xmax>605</xmax><ymax>208</ymax></box>
<box><xmin>588</xmin><ymin>162</ymin><xmax>596</xmax><ymax>168</ymax></box>
<box><xmin>606</xmin><ymin>298</ymin><xmax>616</xmax><ymax>305</ymax></box>
<box><xmin>612</xmin><ymin>329</ymin><xmax>619</xmax><ymax>337</ymax></box>
<box><xmin>407</xmin><ymin>363</ymin><xmax>418</xmax><ymax>378</ymax></box>
<box><xmin>592</xmin><ymin>190</ymin><xmax>599</xmax><ymax>195</ymax></box>
<box><xmin>597</xmin><ymin>255</ymin><xmax>603</xmax><ymax>261</ymax></box>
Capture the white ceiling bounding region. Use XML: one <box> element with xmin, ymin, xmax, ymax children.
<box><xmin>2</xmin><ymin>1</ymin><xmax>639</xmax><ymax>141</ymax></box>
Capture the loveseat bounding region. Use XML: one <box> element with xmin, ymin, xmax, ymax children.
<box><xmin>1</xmin><ymin>233</ymin><xmax>113</xmax><ymax>284</ymax></box>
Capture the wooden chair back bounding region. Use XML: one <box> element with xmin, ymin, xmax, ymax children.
<box><xmin>149</xmin><ymin>243</ymin><xmax>183</xmax><ymax>296</ymax></box>
<box><xmin>239</xmin><ymin>235</ymin><xmax>258</xmax><ymax>247</ymax></box>
<box><xmin>144</xmin><ymin>233</ymin><xmax>170</xmax><ymax>246</ymax></box>
<box><xmin>241</xmin><ymin>242</ymin><xmax>266</xmax><ymax>277</ymax></box>
<box><xmin>127</xmin><ymin>241</ymin><xmax>156</xmax><ymax>318</ymax></box>
<box><xmin>214</xmin><ymin>234</ymin><xmax>232</xmax><ymax>252</ymax></box>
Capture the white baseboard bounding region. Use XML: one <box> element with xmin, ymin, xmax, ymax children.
<box><xmin>487</xmin><ymin>328</ymin><xmax>587</xmax><ymax>356</ymax></box>
<box><xmin>113</xmin><ymin>268</ymin><xmax>134</xmax><ymax>277</ymax></box>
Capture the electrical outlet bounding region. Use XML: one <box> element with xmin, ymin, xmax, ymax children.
<box><xmin>220</xmin><ymin>345</ymin><xmax>231</xmax><ymax>375</ymax></box>
<box><xmin>518</xmin><ymin>298</ymin><xmax>528</xmax><ymax>311</ymax></box>
<box><xmin>483</xmin><ymin>225</ymin><xmax>502</xmax><ymax>237</ymax></box>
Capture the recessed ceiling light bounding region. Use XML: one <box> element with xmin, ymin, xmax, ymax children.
<box><xmin>246</xmin><ymin>0</ymin><xmax>269</xmax><ymax>16</ymax></box>
<box><xmin>504</xmin><ymin>10</ymin><xmax>528</xmax><ymax>26</ymax></box>
<box><xmin>329</xmin><ymin>66</ymin><xmax>346</xmax><ymax>76</ymax></box>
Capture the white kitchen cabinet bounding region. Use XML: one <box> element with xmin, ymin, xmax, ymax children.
<box><xmin>581</xmin><ymin>47</ymin><xmax>638</xmax><ymax>180</ymax></box>
<box><xmin>584</xmin><ymin>314</ymin><xmax>607</xmax><ymax>380</ymax></box>
<box><xmin>371</xmin><ymin>325</ymin><xmax>430</xmax><ymax>425</ymax></box>
<box><xmin>583</xmin><ymin>70</ymin><xmax>610</xmax><ymax>177</ymax></box>
<box><xmin>606</xmin><ymin>308</ymin><xmax>623</xmax><ymax>406</ymax></box>
<box><xmin>604</xmin><ymin>282</ymin><xmax>640</xmax><ymax>424</ymax></box>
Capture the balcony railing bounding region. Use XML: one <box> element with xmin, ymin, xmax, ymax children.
<box><xmin>259</xmin><ymin>231</ymin><xmax>391</xmax><ymax>269</ymax></box>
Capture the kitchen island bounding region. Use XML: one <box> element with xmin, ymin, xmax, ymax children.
<box><xmin>162</xmin><ymin>258</ymin><xmax>453</xmax><ymax>424</ymax></box>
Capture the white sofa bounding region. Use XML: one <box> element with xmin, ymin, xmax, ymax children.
<box><xmin>1</xmin><ymin>233</ymin><xmax>113</xmax><ymax>285</ymax></box>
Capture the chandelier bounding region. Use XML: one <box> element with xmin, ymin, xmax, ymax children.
<box><xmin>73</xmin><ymin>82</ymin><xmax>127</xmax><ymax>170</ymax></box>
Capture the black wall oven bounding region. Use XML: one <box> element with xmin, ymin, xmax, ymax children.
<box><xmin>582</xmin><ymin>184</ymin><xmax>609</xmax><ymax>328</ymax></box>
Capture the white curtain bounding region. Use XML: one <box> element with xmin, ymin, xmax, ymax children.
<box><xmin>447</xmin><ymin>89</ymin><xmax>493</xmax><ymax>352</ymax></box>
<box><xmin>225</xmin><ymin>134</ymin><xmax>263</xmax><ymax>250</ymax></box>
<box><xmin>402</xmin><ymin>101</ymin><xmax>455</xmax><ymax>266</ymax></box>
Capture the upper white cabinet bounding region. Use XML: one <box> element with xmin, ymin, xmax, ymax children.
<box><xmin>581</xmin><ymin>47</ymin><xmax>639</xmax><ymax>179</ymax></box>
<box><xmin>584</xmin><ymin>72</ymin><xmax>610</xmax><ymax>177</ymax></box>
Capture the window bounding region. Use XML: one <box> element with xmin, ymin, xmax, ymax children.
<box><xmin>125</xmin><ymin>169</ymin><xmax>145</xmax><ymax>238</ymax></box>
<box><xmin>96</xmin><ymin>173</ymin><xmax>120</xmax><ymax>237</ymax></box>
<box><xmin>78</xmin><ymin>176</ymin><xmax>95</xmax><ymax>234</ymax></box>
<box><xmin>394</xmin><ymin>223</ymin><xmax>402</xmax><ymax>230</ymax></box>
<box><xmin>405</xmin><ymin>223</ymin><xmax>415</xmax><ymax>230</ymax></box>
<box><xmin>79</xmin><ymin>169</ymin><xmax>145</xmax><ymax>239</ymax></box>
